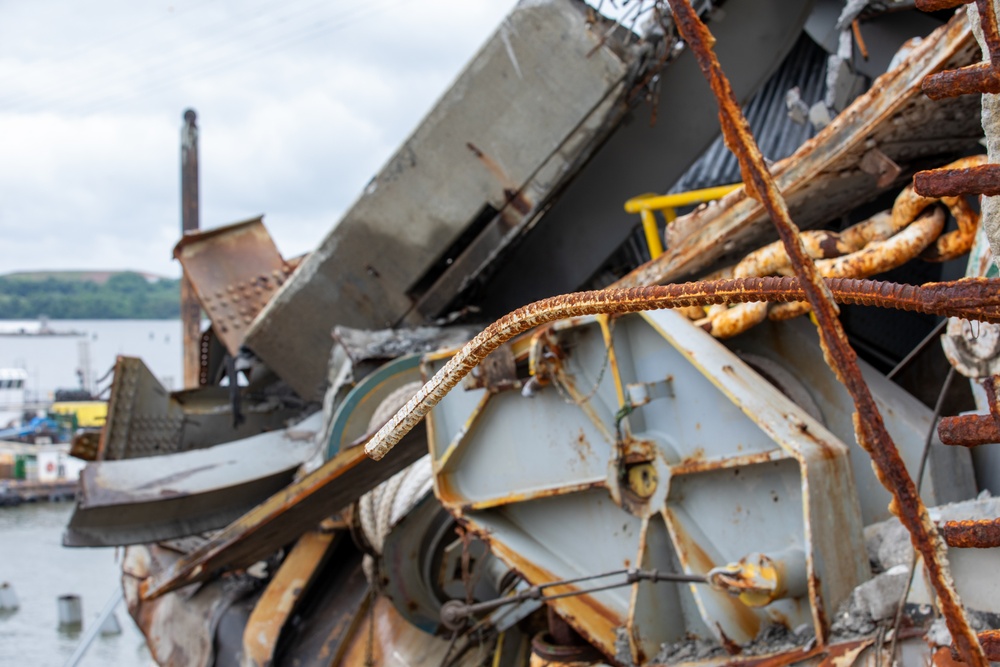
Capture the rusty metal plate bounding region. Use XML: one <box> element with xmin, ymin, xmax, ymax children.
<box><xmin>99</xmin><ymin>356</ymin><xmax>298</xmax><ymax>460</ymax></box>
<box><xmin>64</xmin><ymin>413</ymin><xmax>323</xmax><ymax>547</ymax></box>
<box><xmin>173</xmin><ymin>216</ymin><xmax>294</xmax><ymax>356</ymax></box>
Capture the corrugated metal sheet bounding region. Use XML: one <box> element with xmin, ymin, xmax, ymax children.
<box><xmin>670</xmin><ymin>33</ymin><xmax>828</xmax><ymax>193</ymax></box>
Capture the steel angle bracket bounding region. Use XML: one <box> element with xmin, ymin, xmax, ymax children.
<box><xmin>425</xmin><ymin>310</ymin><xmax>868</xmax><ymax>665</ymax></box>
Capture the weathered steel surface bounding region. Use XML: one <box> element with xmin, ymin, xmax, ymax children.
<box><xmin>141</xmin><ymin>421</ymin><xmax>427</xmax><ymax>599</ymax></box>
<box><xmin>615</xmin><ymin>10</ymin><xmax>981</xmax><ymax>290</ymax></box>
<box><xmin>731</xmin><ymin>318</ymin><xmax>976</xmax><ymax>525</ymax></box>
<box><xmin>174</xmin><ymin>216</ymin><xmax>294</xmax><ymax>357</ymax></box>
<box><xmin>424</xmin><ymin>307</ymin><xmax>867</xmax><ymax>662</ymax></box>
<box><xmin>241</xmin><ymin>0</ymin><xmax>632</xmax><ymax>400</ymax></box>
<box><xmin>241</xmin><ymin>528</ymin><xmax>338</xmax><ymax>667</ymax></box>
<box><xmin>664</xmin><ymin>2</ymin><xmax>985</xmax><ymax>662</ymax></box>
<box><xmin>337</xmin><ymin>595</ymin><xmax>482</xmax><ymax>667</ymax></box>
<box><xmin>64</xmin><ymin>413</ymin><xmax>322</xmax><ymax>547</ymax></box>
<box><xmin>122</xmin><ymin>543</ymin><xmax>254</xmax><ymax>667</ymax></box>
<box><xmin>265</xmin><ymin>541</ymin><xmax>368</xmax><ymax>667</ymax></box>
<box><xmin>98</xmin><ymin>356</ymin><xmax>297</xmax><ymax>460</ymax></box>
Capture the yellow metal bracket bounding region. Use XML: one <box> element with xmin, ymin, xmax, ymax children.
<box><xmin>624</xmin><ymin>183</ymin><xmax>741</xmax><ymax>259</ymax></box>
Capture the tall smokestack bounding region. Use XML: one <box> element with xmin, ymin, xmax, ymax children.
<box><xmin>180</xmin><ymin>109</ymin><xmax>200</xmax><ymax>388</ymax></box>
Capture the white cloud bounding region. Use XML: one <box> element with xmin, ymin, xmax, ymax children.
<box><xmin>0</xmin><ymin>0</ymin><xmax>517</xmax><ymax>277</ymax></box>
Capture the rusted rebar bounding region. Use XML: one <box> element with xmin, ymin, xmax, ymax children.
<box><xmin>365</xmin><ymin>275</ymin><xmax>1000</xmax><ymax>461</ymax></box>
<box><xmin>938</xmin><ymin>413</ymin><xmax>1000</xmax><ymax>446</ymax></box>
<box><xmin>954</xmin><ymin>631</ymin><xmax>1000</xmax><ymax>662</ymax></box>
<box><xmin>922</xmin><ymin>0</ymin><xmax>1000</xmax><ymax>100</ymax></box>
<box><xmin>940</xmin><ymin>374</ymin><xmax>1000</xmax><ymax>446</ymax></box>
<box><xmin>664</xmin><ymin>1</ymin><xmax>985</xmax><ymax>662</ymax></box>
<box><xmin>916</xmin><ymin>0</ymin><xmax>970</xmax><ymax>11</ymax></box>
<box><xmin>915</xmin><ymin>164</ymin><xmax>1000</xmax><ymax>197</ymax></box>
<box><xmin>940</xmin><ymin>518</ymin><xmax>1000</xmax><ymax>548</ymax></box>
<box><xmin>977</xmin><ymin>630</ymin><xmax>1000</xmax><ymax>660</ymax></box>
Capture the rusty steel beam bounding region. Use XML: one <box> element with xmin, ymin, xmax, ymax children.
<box><xmin>940</xmin><ymin>518</ymin><xmax>1000</xmax><ymax>548</ymax></box>
<box><xmin>661</xmin><ymin>2</ymin><xmax>985</xmax><ymax>662</ymax></box>
<box><xmin>173</xmin><ymin>217</ymin><xmax>293</xmax><ymax>357</ymax></box>
<box><xmin>181</xmin><ymin>108</ymin><xmax>201</xmax><ymax>388</ymax></box>
<box><xmin>915</xmin><ymin>164</ymin><xmax>1000</xmax><ymax>197</ymax></box>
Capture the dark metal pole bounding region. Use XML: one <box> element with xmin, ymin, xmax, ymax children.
<box><xmin>180</xmin><ymin>109</ymin><xmax>201</xmax><ymax>388</ymax></box>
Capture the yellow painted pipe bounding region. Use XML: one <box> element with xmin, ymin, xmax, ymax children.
<box><xmin>623</xmin><ymin>183</ymin><xmax>741</xmax><ymax>214</ymax></box>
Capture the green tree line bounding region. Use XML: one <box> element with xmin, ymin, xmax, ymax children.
<box><xmin>0</xmin><ymin>273</ymin><xmax>180</xmax><ymax>319</ymax></box>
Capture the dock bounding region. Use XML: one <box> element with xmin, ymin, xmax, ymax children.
<box><xmin>0</xmin><ymin>478</ymin><xmax>77</xmax><ymax>506</ymax></box>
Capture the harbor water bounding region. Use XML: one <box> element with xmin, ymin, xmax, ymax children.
<box><xmin>1</xmin><ymin>319</ymin><xmax>180</xmax><ymax>665</ymax></box>
<box><xmin>0</xmin><ymin>502</ymin><xmax>150</xmax><ymax>666</ymax></box>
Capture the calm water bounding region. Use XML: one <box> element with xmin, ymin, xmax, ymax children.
<box><xmin>0</xmin><ymin>319</ymin><xmax>181</xmax><ymax>401</ymax></box>
<box><xmin>0</xmin><ymin>320</ymin><xmax>179</xmax><ymax>666</ymax></box>
<box><xmin>0</xmin><ymin>502</ymin><xmax>151</xmax><ymax>667</ymax></box>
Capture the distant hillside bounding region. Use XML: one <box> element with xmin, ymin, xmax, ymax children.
<box><xmin>0</xmin><ymin>271</ymin><xmax>180</xmax><ymax>319</ymax></box>
<box><xmin>4</xmin><ymin>270</ymin><xmax>169</xmax><ymax>285</ymax></box>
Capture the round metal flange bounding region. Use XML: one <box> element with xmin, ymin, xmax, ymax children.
<box><xmin>530</xmin><ymin>631</ymin><xmax>604</xmax><ymax>663</ymax></box>
<box><xmin>325</xmin><ymin>354</ymin><xmax>422</xmax><ymax>459</ymax></box>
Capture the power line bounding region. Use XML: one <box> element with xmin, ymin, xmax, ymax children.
<box><xmin>71</xmin><ymin>0</ymin><xmax>411</xmax><ymax>116</ymax></box>
<box><xmin>2</xmin><ymin>0</ymin><xmax>386</xmax><ymax>113</ymax></box>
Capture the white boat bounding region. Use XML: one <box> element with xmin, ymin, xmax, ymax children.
<box><xmin>0</xmin><ymin>368</ymin><xmax>27</xmax><ymax>429</ymax></box>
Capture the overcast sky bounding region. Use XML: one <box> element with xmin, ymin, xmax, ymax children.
<box><xmin>0</xmin><ymin>0</ymin><xmax>520</xmax><ymax>278</ymax></box>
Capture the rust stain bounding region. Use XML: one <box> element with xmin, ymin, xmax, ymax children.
<box><xmin>671</xmin><ymin>450</ymin><xmax>782</xmax><ymax>476</ymax></box>
<box><xmin>668</xmin><ymin>513</ymin><xmax>761</xmax><ymax>640</ymax></box>
<box><xmin>574</xmin><ymin>428</ymin><xmax>594</xmax><ymax>464</ymax></box>
<box><xmin>466</xmin><ymin>141</ymin><xmax>533</xmax><ymax>215</ymax></box>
